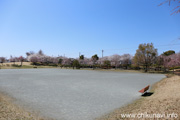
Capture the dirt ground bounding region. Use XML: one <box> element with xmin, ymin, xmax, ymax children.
<box><xmin>0</xmin><ymin>92</ymin><xmax>46</xmax><ymax>120</ymax></box>
<box><xmin>96</xmin><ymin>75</ymin><xmax>180</xmax><ymax>120</ymax></box>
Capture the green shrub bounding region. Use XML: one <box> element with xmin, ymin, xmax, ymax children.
<box><xmin>12</xmin><ymin>64</ymin><xmax>21</xmax><ymax>67</ymax></box>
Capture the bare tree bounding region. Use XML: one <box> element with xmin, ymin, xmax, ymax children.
<box><xmin>38</xmin><ymin>50</ymin><xmax>44</xmax><ymax>55</ymax></box>
<box><xmin>10</xmin><ymin>56</ymin><xmax>16</xmax><ymax>64</ymax></box>
<box><xmin>26</xmin><ymin>51</ymin><xmax>34</xmax><ymax>56</ymax></box>
<box><xmin>133</xmin><ymin>43</ymin><xmax>158</xmax><ymax>72</ymax></box>
<box><xmin>159</xmin><ymin>0</ymin><xmax>180</xmax><ymax>15</ymax></box>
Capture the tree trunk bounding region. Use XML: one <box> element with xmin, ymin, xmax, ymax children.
<box><xmin>145</xmin><ymin>65</ymin><xmax>148</xmax><ymax>72</ymax></box>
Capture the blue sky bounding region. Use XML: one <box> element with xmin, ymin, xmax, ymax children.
<box><xmin>0</xmin><ymin>0</ymin><xmax>180</xmax><ymax>58</ymax></box>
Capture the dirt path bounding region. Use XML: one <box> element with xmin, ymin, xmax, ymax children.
<box><xmin>96</xmin><ymin>75</ymin><xmax>180</xmax><ymax>120</ymax></box>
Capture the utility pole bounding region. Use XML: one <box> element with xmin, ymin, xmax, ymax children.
<box><xmin>79</xmin><ymin>52</ymin><xmax>81</xmax><ymax>58</ymax></box>
<box><xmin>102</xmin><ymin>50</ymin><xmax>104</xmax><ymax>58</ymax></box>
<box><xmin>101</xmin><ymin>50</ymin><xmax>104</xmax><ymax>67</ymax></box>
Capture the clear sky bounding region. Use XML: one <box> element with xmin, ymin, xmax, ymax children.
<box><xmin>0</xmin><ymin>0</ymin><xmax>180</xmax><ymax>58</ymax></box>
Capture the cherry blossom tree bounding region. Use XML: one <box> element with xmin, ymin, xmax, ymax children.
<box><xmin>30</xmin><ymin>56</ymin><xmax>38</xmax><ymax>64</ymax></box>
<box><xmin>62</xmin><ymin>57</ymin><xmax>72</xmax><ymax>67</ymax></box>
<box><xmin>19</xmin><ymin>56</ymin><xmax>25</xmax><ymax>66</ymax></box>
<box><xmin>166</xmin><ymin>53</ymin><xmax>180</xmax><ymax>73</ymax></box>
<box><xmin>10</xmin><ymin>56</ymin><xmax>16</xmax><ymax>64</ymax></box>
<box><xmin>26</xmin><ymin>51</ymin><xmax>34</xmax><ymax>57</ymax></box>
<box><xmin>0</xmin><ymin>57</ymin><xmax>6</xmax><ymax>65</ymax></box>
<box><xmin>158</xmin><ymin>53</ymin><xmax>180</xmax><ymax>72</ymax></box>
<box><xmin>121</xmin><ymin>54</ymin><xmax>132</xmax><ymax>69</ymax></box>
<box><xmin>83</xmin><ymin>58</ymin><xmax>92</xmax><ymax>67</ymax></box>
<box><xmin>52</xmin><ymin>57</ymin><xmax>59</xmax><ymax>65</ymax></box>
<box><xmin>110</xmin><ymin>54</ymin><xmax>121</xmax><ymax>69</ymax></box>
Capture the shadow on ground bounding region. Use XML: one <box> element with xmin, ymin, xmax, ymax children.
<box><xmin>141</xmin><ymin>92</ymin><xmax>154</xmax><ymax>97</ymax></box>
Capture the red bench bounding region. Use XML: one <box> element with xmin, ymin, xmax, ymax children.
<box><xmin>138</xmin><ymin>85</ymin><xmax>150</xmax><ymax>93</ymax></box>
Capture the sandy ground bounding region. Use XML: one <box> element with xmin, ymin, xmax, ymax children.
<box><xmin>96</xmin><ymin>75</ymin><xmax>180</xmax><ymax>120</ymax></box>
<box><xmin>2</xmin><ymin>62</ymin><xmax>32</xmax><ymax>66</ymax></box>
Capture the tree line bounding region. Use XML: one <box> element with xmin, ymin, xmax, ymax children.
<box><xmin>0</xmin><ymin>43</ymin><xmax>180</xmax><ymax>72</ymax></box>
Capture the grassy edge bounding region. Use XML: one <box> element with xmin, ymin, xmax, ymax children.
<box><xmin>0</xmin><ymin>91</ymin><xmax>53</xmax><ymax>120</ymax></box>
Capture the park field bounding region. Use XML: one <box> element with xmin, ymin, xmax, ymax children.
<box><xmin>0</xmin><ymin>69</ymin><xmax>179</xmax><ymax>120</ymax></box>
